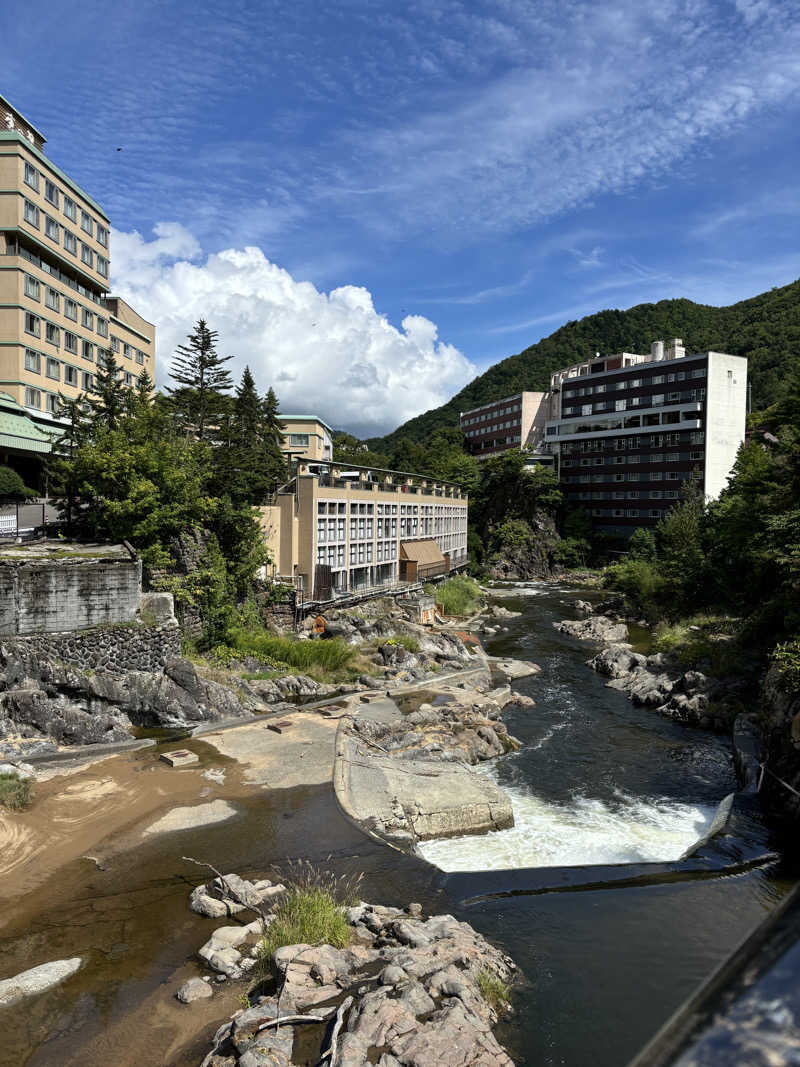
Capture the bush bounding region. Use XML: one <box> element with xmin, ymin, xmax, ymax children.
<box><xmin>770</xmin><ymin>639</ymin><xmax>800</xmax><ymax>691</ymax></box>
<box><xmin>426</xmin><ymin>575</ymin><xmax>482</xmax><ymax>617</ymax></box>
<box><xmin>553</xmin><ymin>537</ymin><xmax>590</xmax><ymax>568</ymax></box>
<box><xmin>0</xmin><ymin>772</ymin><xmax>32</xmax><ymax>811</ymax></box>
<box><xmin>0</xmin><ymin>465</ymin><xmax>36</xmax><ymax>499</ymax></box>
<box><xmin>492</xmin><ymin>519</ymin><xmax>531</xmax><ymax>551</ymax></box>
<box><xmin>602</xmin><ymin>558</ymin><xmax>667</xmax><ymax>619</ymax></box>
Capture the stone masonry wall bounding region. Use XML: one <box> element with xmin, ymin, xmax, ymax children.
<box><xmin>0</xmin><ymin>556</ymin><xmax>142</xmax><ymax>636</ymax></box>
<box><xmin>2</xmin><ymin>622</ymin><xmax>181</xmax><ymax>674</ymax></box>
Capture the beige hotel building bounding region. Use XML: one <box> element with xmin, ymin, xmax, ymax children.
<box><xmin>0</xmin><ymin>94</ymin><xmax>155</xmax><ymax>445</ymax></box>
<box><xmin>263</xmin><ymin>417</ymin><xmax>469</xmax><ymax>602</ymax></box>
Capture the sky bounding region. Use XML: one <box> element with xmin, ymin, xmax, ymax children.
<box><xmin>4</xmin><ymin>0</ymin><xmax>800</xmax><ymax>436</ymax></box>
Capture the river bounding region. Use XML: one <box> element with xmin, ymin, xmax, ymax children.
<box><xmin>0</xmin><ymin>581</ymin><xmax>793</xmax><ymax>1066</ymax></box>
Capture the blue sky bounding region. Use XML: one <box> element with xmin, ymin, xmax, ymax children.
<box><xmin>4</xmin><ymin>0</ymin><xmax>800</xmax><ymax>435</ymax></box>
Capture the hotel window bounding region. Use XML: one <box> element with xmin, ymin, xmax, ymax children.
<box><xmin>97</xmin><ymin>317</ymin><xmax>108</xmax><ymax>337</ymax></box>
<box><xmin>44</xmin><ymin>179</ymin><xmax>59</xmax><ymax>207</ymax></box>
<box><xmin>63</xmin><ymin>230</ymin><xmax>77</xmax><ymax>255</ymax></box>
<box><xmin>651</xmin><ymin>491</ymin><xmax>662</xmax><ymax>499</ymax></box>
<box><xmin>136</xmin><ymin>349</ymin><xmax>145</xmax><ymax>364</ymax></box>
<box><xmin>80</xmin><ymin>210</ymin><xmax>93</xmax><ymax>236</ymax></box>
<box><xmin>80</xmin><ymin>243</ymin><xmax>94</xmax><ymax>268</ymax></box>
<box><xmin>24</xmin><ymin>275</ymin><xmax>40</xmax><ymax>300</ymax></box>
<box><xmin>82</xmin><ymin>308</ymin><xmax>94</xmax><ymax>329</ymax></box>
<box><xmin>124</xmin><ymin>372</ymin><xmax>133</xmax><ymax>385</ymax></box>
<box><xmin>82</xmin><ymin>371</ymin><xmax>93</xmax><ymax>390</ymax></box>
<box><xmin>110</xmin><ymin>336</ymin><xmax>120</xmax><ymax>353</ymax></box>
<box><xmin>337</xmin><ymin>545</ymin><xmax>345</xmax><ymax>567</ymax></box>
<box><xmin>46</xmin><ymin>357</ymin><xmax>60</xmax><ymax>380</ymax></box>
<box><xmin>317</xmin><ymin>517</ymin><xmax>326</xmax><ymax>542</ymax></box>
<box><xmin>667</xmin><ymin>471</ymin><xmax>679</xmax><ymax>480</ymax></box>
<box><xmin>64</xmin><ymin>331</ymin><xmax>77</xmax><ymax>353</ymax></box>
<box><xmin>123</xmin><ymin>342</ymin><xmax>133</xmax><ymax>359</ymax></box>
<box><xmin>46</xmin><ymin>393</ymin><xmax>61</xmax><ymax>414</ymax></box>
<box><xmin>45</xmin><ymin>287</ymin><xmax>60</xmax><ymax>312</ymax></box>
<box><xmin>25</xmin><ymin>386</ymin><xmax>41</xmax><ymax>409</ymax></box>
<box><xmin>24</xmin><ymin>349</ymin><xmax>40</xmax><ymax>373</ymax></box>
<box><xmin>25</xmin><ymin>312</ymin><xmax>41</xmax><ymax>337</ymax></box>
<box><xmin>24</xmin><ymin>162</ymin><xmax>39</xmax><ymax>190</ymax></box>
<box><xmin>349</xmin><ymin>545</ymin><xmax>356</xmax><ymax>564</ymax></box>
<box><xmin>288</xmin><ymin>433</ymin><xmax>309</xmax><ymax>446</ymax></box>
<box><xmin>97</xmin><ymin>225</ymin><xmax>109</xmax><ymax>247</ymax></box>
<box><xmin>97</xmin><ymin>255</ymin><xmax>108</xmax><ymax>278</ymax></box>
<box><xmin>666</xmin><ymin>453</ymin><xmax>680</xmax><ymax>462</ymax></box>
<box><xmin>317</xmin><ymin>548</ymin><xmax>325</xmax><ymax>565</ymax></box>
<box><xmin>649</xmin><ymin>510</ymin><xmax>661</xmax><ymax>518</ymax></box>
<box><xmin>24</xmin><ymin>199</ymin><xmax>40</xmax><ymax>227</ymax></box>
<box><xmin>45</xmin><ymin>323</ymin><xmax>59</xmax><ymax>346</ymax></box>
<box><xmin>83</xmin><ymin>340</ymin><xmax>94</xmax><ymax>361</ymax></box>
<box><xmin>690</xmin><ymin>450</ymin><xmax>702</xmax><ymax>461</ymax></box>
<box><xmin>45</xmin><ymin>215</ymin><xmax>60</xmax><ymax>242</ymax></box>
<box><xmin>64</xmin><ymin>365</ymin><xmax>78</xmax><ymax>386</ymax></box>
<box><xmin>63</xmin><ymin>195</ymin><xmax>76</xmax><ymax>221</ymax></box>
<box><xmin>651</xmin><ymin>471</ymin><xmax>663</xmax><ymax>481</ymax></box>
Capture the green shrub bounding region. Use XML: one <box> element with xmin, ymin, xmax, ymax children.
<box><xmin>0</xmin><ymin>772</ymin><xmax>32</xmax><ymax>811</ymax></box>
<box><xmin>0</xmin><ymin>465</ymin><xmax>36</xmax><ymax>498</ymax></box>
<box><xmin>425</xmin><ymin>575</ymin><xmax>482</xmax><ymax>617</ymax></box>
<box><xmin>770</xmin><ymin>639</ymin><xmax>800</xmax><ymax>691</ymax></box>
<box><xmin>603</xmin><ymin>558</ymin><xmax>667</xmax><ymax>619</ymax></box>
<box><xmin>476</xmin><ymin>968</ymin><xmax>512</xmax><ymax>1011</ymax></box>
<box><xmin>553</xmin><ymin>537</ymin><xmax>590</xmax><ymax>568</ymax></box>
<box><xmin>493</xmin><ymin>519</ymin><xmax>531</xmax><ymax>551</ymax></box>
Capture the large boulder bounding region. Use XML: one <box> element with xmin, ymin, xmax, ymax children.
<box><xmin>555</xmin><ymin>615</ymin><xmax>629</xmax><ymax>644</ymax></box>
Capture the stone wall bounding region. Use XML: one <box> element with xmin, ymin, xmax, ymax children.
<box><xmin>0</xmin><ymin>552</ymin><xmax>142</xmax><ymax>636</ymax></box>
<box><xmin>2</xmin><ymin>622</ymin><xmax>181</xmax><ymax>674</ymax></box>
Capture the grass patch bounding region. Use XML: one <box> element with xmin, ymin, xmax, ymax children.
<box><xmin>425</xmin><ymin>575</ymin><xmax>483</xmax><ymax>617</ymax></box>
<box><xmin>476</xmin><ymin>968</ymin><xmax>512</xmax><ymax>1011</ymax></box>
<box><xmin>0</xmin><ymin>772</ymin><xmax>32</xmax><ymax>811</ymax></box>
<box><xmin>384</xmin><ymin>635</ymin><xmax>420</xmax><ymax>653</ymax></box>
<box><xmin>257</xmin><ymin>861</ymin><xmax>362</xmax><ymax>971</ymax></box>
<box><xmin>227</xmin><ymin>628</ymin><xmax>356</xmax><ymax>674</ymax></box>
<box><xmin>652</xmin><ymin>615</ymin><xmax>743</xmax><ymax>673</ymax></box>
<box><xmin>259</xmin><ymin>887</ymin><xmax>351</xmax><ymax>962</ymax></box>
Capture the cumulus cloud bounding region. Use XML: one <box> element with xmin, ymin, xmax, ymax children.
<box><xmin>110</xmin><ymin>224</ymin><xmax>475</xmax><ymax>437</ymax></box>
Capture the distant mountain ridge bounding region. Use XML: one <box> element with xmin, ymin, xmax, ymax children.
<box><xmin>367</xmin><ymin>278</ymin><xmax>800</xmax><ymax>451</ymax></box>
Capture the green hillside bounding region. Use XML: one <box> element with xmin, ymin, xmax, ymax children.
<box><xmin>368</xmin><ymin>278</ymin><xmax>800</xmax><ymax>451</ymax></box>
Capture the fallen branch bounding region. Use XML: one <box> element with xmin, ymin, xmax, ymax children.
<box><xmin>256</xmin><ymin>1013</ymin><xmax>326</xmax><ymax>1033</ymax></box>
<box><xmin>182</xmin><ymin>856</ymin><xmax>269</xmax><ymax>924</ymax></box>
<box><xmin>320</xmin><ymin>995</ymin><xmax>353</xmax><ymax>1064</ymax></box>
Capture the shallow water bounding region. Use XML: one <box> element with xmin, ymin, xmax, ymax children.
<box><xmin>0</xmin><ymin>581</ymin><xmax>794</xmax><ymax>1067</ymax></box>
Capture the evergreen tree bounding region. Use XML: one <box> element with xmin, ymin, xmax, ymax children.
<box><xmin>90</xmin><ymin>347</ymin><xmax>127</xmax><ymax>430</ymax></box>
<box><xmin>167</xmin><ymin>319</ymin><xmax>234</xmax><ymax>441</ymax></box>
<box><xmin>261</xmin><ymin>386</ymin><xmax>287</xmax><ymax>490</ymax></box>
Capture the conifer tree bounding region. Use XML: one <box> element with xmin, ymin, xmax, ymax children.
<box><xmin>261</xmin><ymin>385</ymin><xmax>287</xmax><ymax>490</ymax></box>
<box><xmin>90</xmin><ymin>347</ymin><xmax>127</xmax><ymax>430</ymax></box>
<box><xmin>167</xmin><ymin>319</ymin><xmax>233</xmax><ymax>441</ymax></box>
<box><xmin>218</xmin><ymin>369</ymin><xmax>287</xmax><ymax>505</ymax></box>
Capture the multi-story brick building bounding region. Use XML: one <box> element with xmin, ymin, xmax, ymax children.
<box><xmin>261</xmin><ymin>417</ymin><xmax>468</xmax><ymax>602</ymax></box>
<box><xmin>545</xmin><ymin>339</ymin><xmax>747</xmax><ymax>534</ymax></box>
<box><xmin>460</xmin><ymin>391</ymin><xmax>554</xmax><ymax>458</ymax></box>
<box><xmin>0</xmin><ymin>94</ymin><xmax>155</xmax><ymax>444</ymax></box>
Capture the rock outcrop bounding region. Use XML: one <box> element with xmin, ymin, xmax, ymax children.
<box><xmin>759</xmin><ymin>663</ymin><xmax>800</xmax><ymax>819</ymax></box>
<box><xmin>486</xmin><ymin>511</ymin><xmax>561</xmax><ymax>581</ymax></box>
<box><xmin>555</xmin><ymin>615</ymin><xmax>629</xmax><ymax>644</ymax></box>
<box><xmin>200</xmin><ymin>901</ymin><xmax>516</xmax><ymax>1067</ymax></box>
<box><xmin>334</xmin><ymin>690</ymin><xmax>518</xmax><ymax>850</ymax></box>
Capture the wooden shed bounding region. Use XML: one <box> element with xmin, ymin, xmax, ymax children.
<box><xmin>399</xmin><ymin>539</ymin><xmax>450</xmax><ymax>582</ymax></box>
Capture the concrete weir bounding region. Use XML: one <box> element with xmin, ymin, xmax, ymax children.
<box><xmin>333</xmin><ymin>697</ymin><xmax>514</xmax><ymax>852</ymax></box>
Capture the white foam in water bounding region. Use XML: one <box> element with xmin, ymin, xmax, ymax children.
<box><xmin>417</xmin><ymin>774</ymin><xmax>717</xmax><ymax>871</ymax></box>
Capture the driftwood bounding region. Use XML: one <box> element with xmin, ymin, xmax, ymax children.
<box><xmin>320</xmin><ymin>995</ymin><xmax>354</xmax><ymax>1064</ymax></box>
<box><xmin>255</xmin><ymin>1013</ymin><xmax>326</xmax><ymax>1033</ymax></box>
<box><xmin>182</xmin><ymin>856</ymin><xmax>270</xmax><ymax>924</ymax></box>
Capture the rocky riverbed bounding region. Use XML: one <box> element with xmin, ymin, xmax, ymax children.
<box><xmin>192</xmin><ymin>876</ymin><xmax>517</xmax><ymax>1067</ymax></box>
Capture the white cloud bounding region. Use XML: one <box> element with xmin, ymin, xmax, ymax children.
<box><xmin>110</xmin><ymin>224</ymin><xmax>476</xmax><ymax>437</ymax></box>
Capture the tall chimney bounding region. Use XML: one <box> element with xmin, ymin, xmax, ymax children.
<box><xmin>651</xmin><ymin>340</ymin><xmax>664</xmax><ymax>361</ymax></box>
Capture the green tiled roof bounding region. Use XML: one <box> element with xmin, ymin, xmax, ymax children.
<box><xmin>0</xmin><ymin>392</ymin><xmax>53</xmax><ymax>454</ymax></box>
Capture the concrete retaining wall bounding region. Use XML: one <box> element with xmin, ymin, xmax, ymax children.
<box><xmin>0</xmin><ymin>550</ymin><xmax>142</xmax><ymax>636</ymax></box>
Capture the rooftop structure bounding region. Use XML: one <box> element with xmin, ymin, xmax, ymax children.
<box><xmin>0</xmin><ymin>94</ymin><xmax>155</xmax><ymax>459</ymax></box>
<box><xmin>278</xmin><ymin>414</ymin><xmax>334</xmax><ymax>463</ymax></box>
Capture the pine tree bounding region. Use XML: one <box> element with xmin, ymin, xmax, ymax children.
<box><xmin>90</xmin><ymin>347</ymin><xmax>127</xmax><ymax>430</ymax></box>
<box><xmin>261</xmin><ymin>386</ymin><xmax>287</xmax><ymax>491</ymax></box>
<box><xmin>167</xmin><ymin>319</ymin><xmax>233</xmax><ymax>441</ymax></box>
<box><xmin>217</xmin><ymin>370</ymin><xmax>287</xmax><ymax>505</ymax></box>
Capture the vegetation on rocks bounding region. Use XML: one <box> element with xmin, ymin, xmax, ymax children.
<box><xmin>0</xmin><ymin>771</ymin><xmax>32</xmax><ymax>811</ymax></box>
<box><xmin>476</xmin><ymin>968</ymin><xmax>513</xmax><ymax>1011</ymax></box>
<box><xmin>427</xmin><ymin>575</ymin><xmax>482</xmax><ymax>616</ymax></box>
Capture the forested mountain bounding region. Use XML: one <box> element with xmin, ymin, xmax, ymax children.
<box><xmin>368</xmin><ymin>278</ymin><xmax>800</xmax><ymax>451</ymax></box>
